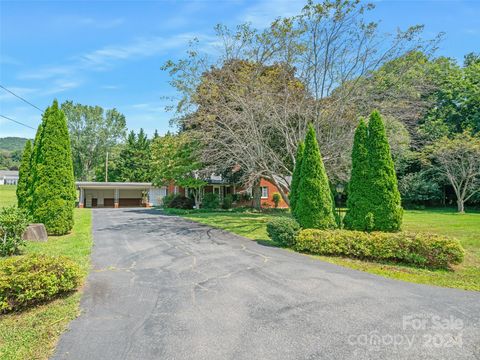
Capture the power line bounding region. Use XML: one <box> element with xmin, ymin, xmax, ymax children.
<box><xmin>0</xmin><ymin>114</ymin><xmax>36</xmax><ymax>130</ymax></box>
<box><xmin>0</xmin><ymin>84</ymin><xmax>43</xmax><ymax>112</ymax></box>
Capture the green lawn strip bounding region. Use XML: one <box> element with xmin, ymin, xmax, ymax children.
<box><xmin>0</xmin><ymin>208</ymin><xmax>93</xmax><ymax>360</ymax></box>
<box><xmin>0</xmin><ymin>185</ymin><xmax>18</xmax><ymax>208</ymax></box>
<box><xmin>178</xmin><ymin>209</ymin><xmax>480</xmax><ymax>291</ymax></box>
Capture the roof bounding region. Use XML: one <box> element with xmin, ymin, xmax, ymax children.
<box><xmin>0</xmin><ymin>170</ymin><xmax>19</xmax><ymax>177</ymax></box>
<box><xmin>76</xmin><ymin>182</ymin><xmax>153</xmax><ymax>189</ymax></box>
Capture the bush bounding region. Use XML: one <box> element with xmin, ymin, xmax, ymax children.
<box><xmin>162</xmin><ymin>193</ymin><xmax>176</xmax><ymax>208</ymax></box>
<box><xmin>295</xmin><ymin>229</ymin><xmax>464</xmax><ymax>269</ymax></box>
<box><xmin>0</xmin><ymin>206</ymin><xmax>30</xmax><ymax>256</ymax></box>
<box><xmin>222</xmin><ymin>194</ymin><xmax>233</xmax><ymax>209</ymax></box>
<box><xmin>272</xmin><ymin>193</ymin><xmax>281</xmax><ymax>208</ymax></box>
<box><xmin>266</xmin><ymin>217</ymin><xmax>301</xmax><ymax>247</ymax></box>
<box><xmin>168</xmin><ymin>195</ymin><xmax>194</xmax><ymax>209</ymax></box>
<box><xmin>202</xmin><ymin>193</ymin><xmax>220</xmax><ymax>209</ymax></box>
<box><xmin>0</xmin><ymin>254</ymin><xmax>81</xmax><ymax>313</ymax></box>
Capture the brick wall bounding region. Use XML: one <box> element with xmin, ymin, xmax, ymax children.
<box><xmin>259</xmin><ymin>178</ymin><xmax>289</xmax><ymax>208</ymax></box>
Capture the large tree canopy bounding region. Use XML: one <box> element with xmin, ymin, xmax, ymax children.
<box><xmin>61</xmin><ymin>101</ymin><xmax>127</xmax><ymax>181</ymax></box>
<box><xmin>163</xmin><ymin>0</ymin><xmax>431</xmax><ymax>193</ymax></box>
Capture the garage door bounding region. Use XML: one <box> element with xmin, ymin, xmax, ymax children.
<box><xmin>119</xmin><ymin>198</ymin><xmax>142</xmax><ymax>207</ymax></box>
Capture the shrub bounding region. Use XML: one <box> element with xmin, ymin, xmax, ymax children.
<box><xmin>295</xmin><ymin>124</ymin><xmax>336</xmax><ymax>229</ymax></box>
<box><xmin>202</xmin><ymin>193</ymin><xmax>220</xmax><ymax>209</ymax></box>
<box><xmin>0</xmin><ymin>206</ymin><xmax>30</xmax><ymax>256</ymax></box>
<box><xmin>222</xmin><ymin>194</ymin><xmax>233</xmax><ymax>209</ymax></box>
<box><xmin>295</xmin><ymin>229</ymin><xmax>464</xmax><ymax>269</ymax></box>
<box><xmin>266</xmin><ymin>217</ymin><xmax>301</xmax><ymax>247</ymax></box>
<box><xmin>0</xmin><ymin>254</ymin><xmax>81</xmax><ymax>313</ymax></box>
<box><xmin>272</xmin><ymin>193</ymin><xmax>281</xmax><ymax>208</ymax></box>
<box><xmin>168</xmin><ymin>195</ymin><xmax>194</xmax><ymax>209</ymax></box>
<box><xmin>162</xmin><ymin>193</ymin><xmax>176</xmax><ymax>208</ymax></box>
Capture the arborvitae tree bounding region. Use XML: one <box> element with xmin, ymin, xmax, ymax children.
<box><xmin>31</xmin><ymin>100</ymin><xmax>76</xmax><ymax>235</ymax></box>
<box><xmin>366</xmin><ymin>110</ymin><xmax>403</xmax><ymax>231</ymax></box>
<box><xmin>289</xmin><ymin>141</ymin><xmax>304</xmax><ymax>216</ymax></box>
<box><xmin>16</xmin><ymin>140</ymin><xmax>33</xmax><ymax>211</ymax></box>
<box><xmin>344</xmin><ymin>119</ymin><xmax>372</xmax><ymax>230</ymax></box>
<box><xmin>295</xmin><ymin>125</ymin><xmax>336</xmax><ymax>229</ymax></box>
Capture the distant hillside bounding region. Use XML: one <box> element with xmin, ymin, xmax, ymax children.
<box><xmin>0</xmin><ymin>137</ymin><xmax>30</xmax><ymax>152</ymax></box>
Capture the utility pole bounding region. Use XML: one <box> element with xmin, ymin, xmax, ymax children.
<box><xmin>105</xmin><ymin>152</ymin><xmax>109</xmax><ymax>182</ymax></box>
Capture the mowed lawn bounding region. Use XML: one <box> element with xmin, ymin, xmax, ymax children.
<box><xmin>0</xmin><ymin>186</ymin><xmax>93</xmax><ymax>360</ymax></box>
<box><xmin>0</xmin><ymin>185</ymin><xmax>17</xmax><ymax>208</ymax></box>
<box><xmin>177</xmin><ymin>209</ymin><xmax>480</xmax><ymax>291</ymax></box>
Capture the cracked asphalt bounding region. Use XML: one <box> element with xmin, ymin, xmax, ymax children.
<box><xmin>52</xmin><ymin>208</ymin><xmax>480</xmax><ymax>360</ymax></box>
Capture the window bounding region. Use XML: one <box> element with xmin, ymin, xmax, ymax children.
<box><xmin>261</xmin><ymin>186</ymin><xmax>268</xmax><ymax>199</ymax></box>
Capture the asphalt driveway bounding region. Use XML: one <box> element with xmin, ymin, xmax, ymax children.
<box><xmin>52</xmin><ymin>208</ymin><xmax>480</xmax><ymax>360</ymax></box>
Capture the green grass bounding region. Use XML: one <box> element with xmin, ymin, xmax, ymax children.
<box><xmin>174</xmin><ymin>208</ymin><xmax>480</xmax><ymax>291</ymax></box>
<box><xmin>0</xmin><ymin>208</ymin><xmax>93</xmax><ymax>360</ymax></box>
<box><xmin>0</xmin><ymin>185</ymin><xmax>17</xmax><ymax>208</ymax></box>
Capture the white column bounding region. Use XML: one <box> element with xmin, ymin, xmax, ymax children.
<box><xmin>114</xmin><ymin>188</ymin><xmax>120</xmax><ymax>208</ymax></box>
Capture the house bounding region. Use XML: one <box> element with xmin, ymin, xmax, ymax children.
<box><xmin>76</xmin><ymin>176</ymin><xmax>290</xmax><ymax>209</ymax></box>
<box><xmin>0</xmin><ymin>170</ymin><xmax>19</xmax><ymax>185</ymax></box>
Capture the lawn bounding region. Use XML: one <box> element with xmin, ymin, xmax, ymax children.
<box><xmin>0</xmin><ymin>185</ymin><xmax>17</xmax><ymax>208</ymax></box>
<box><xmin>173</xmin><ymin>208</ymin><xmax>480</xmax><ymax>291</ymax></box>
<box><xmin>0</xmin><ymin>185</ymin><xmax>92</xmax><ymax>360</ymax></box>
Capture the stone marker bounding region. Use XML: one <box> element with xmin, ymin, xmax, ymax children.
<box><xmin>23</xmin><ymin>224</ymin><xmax>48</xmax><ymax>242</ymax></box>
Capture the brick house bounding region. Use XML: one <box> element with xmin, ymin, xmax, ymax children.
<box><xmin>76</xmin><ymin>176</ymin><xmax>290</xmax><ymax>209</ymax></box>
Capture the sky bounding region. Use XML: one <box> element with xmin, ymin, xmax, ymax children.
<box><xmin>0</xmin><ymin>0</ymin><xmax>479</xmax><ymax>139</ymax></box>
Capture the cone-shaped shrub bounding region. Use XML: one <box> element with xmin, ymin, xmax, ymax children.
<box><xmin>344</xmin><ymin>119</ymin><xmax>372</xmax><ymax>230</ymax></box>
<box><xmin>366</xmin><ymin>110</ymin><xmax>403</xmax><ymax>231</ymax></box>
<box><xmin>31</xmin><ymin>100</ymin><xmax>76</xmax><ymax>235</ymax></box>
<box><xmin>16</xmin><ymin>140</ymin><xmax>33</xmax><ymax>211</ymax></box>
<box><xmin>289</xmin><ymin>141</ymin><xmax>304</xmax><ymax>216</ymax></box>
<box><xmin>295</xmin><ymin>125</ymin><xmax>336</xmax><ymax>229</ymax></box>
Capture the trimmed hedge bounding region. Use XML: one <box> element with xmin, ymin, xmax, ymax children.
<box><xmin>266</xmin><ymin>217</ymin><xmax>301</xmax><ymax>247</ymax></box>
<box><xmin>0</xmin><ymin>254</ymin><xmax>81</xmax><ymax>313</ymax></box>
<box><xmin>295</xmin><ymin>229</ymin><xmax>464</xmax><ymax>269</ymax></box>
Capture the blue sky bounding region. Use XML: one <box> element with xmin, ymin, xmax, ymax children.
<box><xmin>1</xmin><ymin>0</ymin><xmax>479</xmax><ymax>139</ymax></box>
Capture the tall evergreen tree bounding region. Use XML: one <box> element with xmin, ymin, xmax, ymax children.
<box><xmin>366</xmin><ymin>110</ymin><xmax>403</xmax><ymax>231</ymax></box>
<box><xmin>16</xmin><ymin>140</ymin><xmax>33</xmax><ymax>211</ymax></box>
<box><xmin>295</xmin><ymin>125</ymin><xmax>336</xmax><ymax>229</ymax></box>
<box><xmin>289</xmin><ymin>141</ymin><xmax>304</xmax><ymax>216</ymax></box>
<box><xmin>344</xmin><ymin>119</ymin><xmax>372</xmax><ymax>230</ymax></box>
<box><xmin>31</xmin><ymin>100</ymin><xmax>76</xmax><ymax>235</ymax></box>
<box><xmin>114</xmin><ymin>129</ymin><xmax>152</xmax><ymax>182</ymax></box>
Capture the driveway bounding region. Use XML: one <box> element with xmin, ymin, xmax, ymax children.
<box><xmin>52</xmin><ymin>208</ymin><xmax>480</xmax><ymax>360</ymax></box>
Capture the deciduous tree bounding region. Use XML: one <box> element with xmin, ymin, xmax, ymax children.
<box><xmin>151</xmin><ymin>133</ymin><xmax>206</xmax><ymax>208</ymax></box>
<box><xmin>424</xmin><ymin>132</ymin><xmax>480</xmax><ymax>212</ymax></box>
<box><xmin>61</xmin><ymin>101</ymin><xmax>126</xmax><ymax>180</ymax></box>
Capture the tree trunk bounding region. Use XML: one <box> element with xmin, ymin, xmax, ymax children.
<box><xmin>457</xmin><ymin>199</ymin><xmax>465</xmax><ymax>213</ymax></box>
<box><xmin>252</xmin><ymin>178</ymin><xmax>261</xmax><ymax>210</ymax></box>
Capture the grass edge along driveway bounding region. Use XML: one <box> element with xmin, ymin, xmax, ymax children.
<box><xmin>166</xmin><ymin>209</ymin><xmax>480</xmax><ymax>291</ymax></box>
<box><xmin>0</xmin><ymin>209</ymin><xmax>93</xmax><ymax>360</ymax></box>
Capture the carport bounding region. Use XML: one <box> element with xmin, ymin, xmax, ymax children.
<box><xmin>76</xmin><ymin>182</ymin><xmax>165</xmax><ymax>208</ymax></box>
